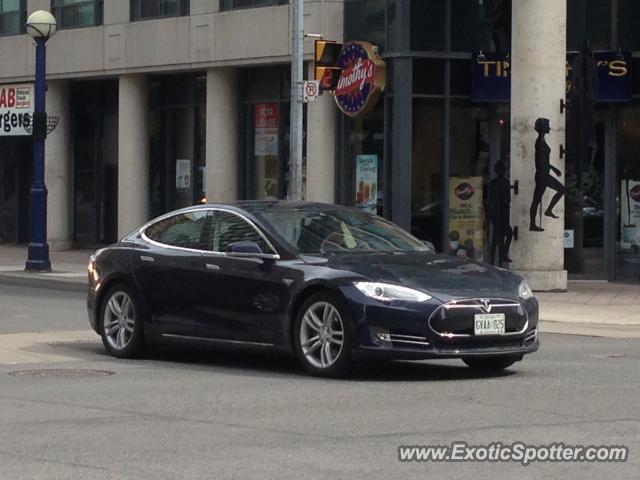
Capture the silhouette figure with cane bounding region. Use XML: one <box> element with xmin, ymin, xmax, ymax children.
<box><xmin>489</xmin><ymin>160</ymin><xmax>513</xmax><ymax>265</ymax></box>
<box><xmin>530</xmin><ymin>118</ymin><xmax>565</xmax><ymax>232</ymax></box>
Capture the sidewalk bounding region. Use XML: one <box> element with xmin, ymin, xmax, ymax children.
<box><xmin>0</xmin><ymin>245</ymin><xmax>639</xmax><ymax>332</ymax></box>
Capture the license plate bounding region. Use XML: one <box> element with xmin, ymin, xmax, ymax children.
<box><xmin>474</xmin><ymin>313</ymin><xmax>506</xmax><ymax>335</ymax></box>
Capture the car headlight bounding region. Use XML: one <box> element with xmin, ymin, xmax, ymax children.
<box><xmin>518</xmin><ymin>281</ymin><xmax>533</xmax><ymax>299</ymax></box>
<box><xmin>354</xmin><ymin>282</ymin><xmax>432</xmax><ymax>303</ymax></box>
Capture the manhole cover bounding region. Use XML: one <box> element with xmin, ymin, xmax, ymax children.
<box><xmin>7</xmin><ymin>369</ymin><xmax>115</xmax><ymax>378</ymax></box>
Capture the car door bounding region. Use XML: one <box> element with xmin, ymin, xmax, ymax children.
<box><xmin>132</xmin><ymin>209</ymin><xmax>211</xmax><ymax>336</ymax></box>
<box><xmin>195</xmin><ymin>210</ymin><xmax>291</xmax><ymax>344</ymax></box>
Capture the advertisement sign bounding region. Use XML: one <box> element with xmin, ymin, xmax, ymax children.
<box><xmin>0</xmin><ymin>83</ymin><xmax>34</xmax><ymax>136</ymax></box>
<box><xmin>176</xmin><ymin>159</ymin><xmax>191</xmax><ymax>190</ymax></box>
<box><xmin>334</xmin><ymin>41</ymin><xmax>385</xmax><ymax>117</ymax></box>
<box><xmin>621</xmin><ymin>179</ymin><xmax>640</xmax><ymax>249</ymax></box>
<box><xmin>254</xmin><ymin>103</ymin><xmax>279</xmax><ymax>156</ymax></box>
<box><xmin>448</xmin><ymin>177</ymin><xmax>484</xmax><ymax>260</ymax></box>
<box><xmin>472</xmin><ymin>51</ymin><xmax>632</xmax><ymax>102</ymax></box>
<box><xmin>355</xmin><ymin>155</ymin><xmax>378</xmax><ymax>214</ymax></box>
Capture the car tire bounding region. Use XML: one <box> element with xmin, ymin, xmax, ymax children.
<box><xmin>462</xmin><ymin>355</ymin><xmax>520</xmax><ymax>371</ymax></box>
<box><xmin>99</xmin><ymin>283</ymin><xmax>146</xmax><ymax>358</ymax></box>
<box><xmin>294</xmin><ymin>291</ymin><xmax>355</xmax><ymax>378</ymax></box>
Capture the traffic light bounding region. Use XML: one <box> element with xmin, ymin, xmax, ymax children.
<box><xmin>314</xmin><ymin>40</ymin><xmax>343</xmax><ymax>91</ymax></box>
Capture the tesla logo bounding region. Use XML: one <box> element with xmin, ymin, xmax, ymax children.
<box><xmin>480</xmin><ymin>299</ymin><xmax>491</xmax><ymax>312</ymax></box>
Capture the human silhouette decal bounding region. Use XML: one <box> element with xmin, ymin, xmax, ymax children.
<box><xmin>529</xmin><ymin>118</ymin><xmax>565</xmax><ymax>232</ymax></box>
<box><xmin>489</xmin><ymin>160</ymin><xmax>512</xmax><ymax>265</ymax></box>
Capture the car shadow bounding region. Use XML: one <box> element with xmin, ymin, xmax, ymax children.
<box><xmin>140</xmin><ymin>342</ymin><xmax>518</xmax><ymax>382</ymax></box>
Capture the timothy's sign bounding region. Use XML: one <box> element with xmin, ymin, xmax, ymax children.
<box><xmin>0</xmin><ymin>84</ymin><xmax>34</xmax><ymax>136</ymax></box>
<box><xmin>334</xmin><ymin>41</ymin><xmax>385</xmax><ymax>117</ymax></box>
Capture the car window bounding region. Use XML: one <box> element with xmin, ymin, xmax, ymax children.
<box><xmin>258</xmin><ymin>210</ymin><xmax>428</xmax><ymax>254</ymax></box>
<box><xmin>144</xmin><ymin>211</ymin><xmax>210</xmax><ymax>250</ymax></box>
<box><xmin>207</xmin><ymin>211</ymin><xmax>272</xmax><ymax>254</ymax></box>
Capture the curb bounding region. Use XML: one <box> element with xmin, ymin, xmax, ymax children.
<box><xmin>0</xmin><ymin>273</ymin><xmax>86</xmax><ymax>293</ymax></box>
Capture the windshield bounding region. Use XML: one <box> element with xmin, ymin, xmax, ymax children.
<box><xmin>259</xmin><ymin>210</ymin><xmax>428</xmax><ymax>254</ymax></box>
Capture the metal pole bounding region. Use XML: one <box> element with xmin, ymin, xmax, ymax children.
<box><xmin>26</xmin><ymin>38</ymin><xmax>51</xmax><ymax>272</ymax></box>
<box><xmin>289</xmin><ymin>0</ymin><xmax>304</xmax><ymax>200</ymax></box>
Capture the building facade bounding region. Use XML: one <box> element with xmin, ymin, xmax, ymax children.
<box><xmin>0</xmin><ymin>0</ymin><xmax>639</xmax><ymax>287</ymax></box>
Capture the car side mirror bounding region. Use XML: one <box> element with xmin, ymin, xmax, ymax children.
<box><xmin>226</xmin><ymin>241</ymin><xmax>280</xmax><ymax>261</ymax></box>
<box><xmin>227</xmin><ymin>241</ymin><xmax>263</xmax><ymax>255</ymax></box>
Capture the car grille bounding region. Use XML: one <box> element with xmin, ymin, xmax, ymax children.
<box><xmin>389</xmin><ymin>333</ymin><xmax>430</xmax><ymax>349</ymax></box>
<box><xmin>428</xmin><ymin>298</ymin><xmax>528</xmax><ymax>337</ymax></box>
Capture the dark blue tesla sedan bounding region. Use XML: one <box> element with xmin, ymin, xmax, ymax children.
<box><xmin>87</xmin><ymin>201</ymin><xmax>539</xmax><ymax>377</ymax></box>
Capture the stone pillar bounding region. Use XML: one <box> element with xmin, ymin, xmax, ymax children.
<box><xmin>118</xmin><ymin>75</ymin><xmax>149</xmax><ymax>238</ymax></box>
<box><xmin>510</xmin><ymin>0</ymin><xmax>568</xmax><ymax>291</ymax></box>
<box><xmin>306</xmin><ymin>63</ymin><xmax>336</xmax><ymax>203</ymax></box>
<box><xmin>45</xmin><ymin>80</ymin><xmax>72</xmax><ymax>251</ymax></box>
<box><xmin>205</xmin><ymin>68</ymin><xmax>238</xmax><ymax>202</ymax></box>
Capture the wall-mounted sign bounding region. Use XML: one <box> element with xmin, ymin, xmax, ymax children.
<box><xmin>472</xmin><ymin>51</ymin><xmax>632</xmax><ymax>102</ymax></box>
<box><xmin>254</xmin><ymin>103</ymin><xmax>279</xmax><ymax>156</ymax></box>
<box><xmin>355</xmin><ymin>155</ymin><xmax>378</xmax><ymax>214</ymax></box>
<box><xmin>448</xmin><ymin>177</ymin><xmax>484</xmax><ymax>261</ymax></box>
<box><xmin>334</xmin><ymin>41</ymin><xmax>385</xmax><ymax>117</ymax></box>
<box><xmin>176</xmin><ymin>159</ymin><xmax>191</xmax><ymax>190</ymax></box>
<box><xmin>0</xmin><ymin>83</ymin><xmax>33</xmax><ymax>136</ymax></box>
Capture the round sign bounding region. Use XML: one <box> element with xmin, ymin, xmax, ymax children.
<box><xmin>455</xmin><ymin>182</ymin><xmax>476</xmax><ymax>201</ymax></box>
<box><xmin>334</xmin><ymin>41</ymin><xmax>385</xmax><ymax>117</ymax></box>
<box><xmin>630</xmin><ymin>184</ymin><xmax>640</xmax><ymax>203</ymax></box>
<box><xmin>305</xmin><ymin>81</ymin><xmax>318</xmax><ymax>98</ymax></box>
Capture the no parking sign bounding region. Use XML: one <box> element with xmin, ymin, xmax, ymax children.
<box><xmin>303</xmin><ymin>80</ymin><xmax>319</xmax><ymax>103</ymax></box>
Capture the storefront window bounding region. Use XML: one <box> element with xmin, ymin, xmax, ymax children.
<box><xmin>131</xmin><ymin>0</ymin><xmax>189</xmax><ymax>20</ymax></box>
<box><xmin>616</xmin><ymin>107</ymin><xmax>640</xmax><ymax>282</ymax></box>
<box><xmin>72</xmin><ymin>80</ymin><xmax>119</xmax><ymax>246</ymax></box>
<box><xmin>619</xmin><ymin>0</ymin><xmax>640</xmax><ymax>51</ymax></box>
<box><xmin>241</xmin><ymin>66</ymin><xmax>294</xmax><ymax>200</ymax></box>
<box><xmin>411</xmin><ymin>100</ymin><xmax>443</xmax><ymax>249</ymax></box>
<box><xmin>52</xmin><ymin>0</ymin><xmax>103</xmax><ymax>28</ymax></box>
<box><xmin>0</xmin><ymin>0</ymin><xmax>25</xmax><ymax>36</ymax></box>
<box><xmin>567</xmin><ymin>0</ymin><xmax>611</xmax><ymax>51</ymax></box>
<box><xmin>149</xmin><ymin>74</ymin><xmax>206</xmax><ymax>218</ymax></box>
<box><xmin>410</xmin><ymin>0</ymin><xmax>445</xmax><ymax>51</ymax></box>
<box><xmin>345</xmin><ymin>0</ymin><xmax>386</xmax><ymax>51</ymax></box>
<box><xmin>220</xmin><ymin>0</ymin><xmax>287</xmax><ymax>10</ymax></box>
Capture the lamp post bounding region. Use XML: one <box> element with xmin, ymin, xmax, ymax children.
<box><xmin>25</xmin><ymin>10</ymin><xmax>57</xmax><ymax>272</ymax></box>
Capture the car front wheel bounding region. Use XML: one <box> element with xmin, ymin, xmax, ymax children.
<box><xmin>294</xmin><ymin>292</ymin><xmax>354</xmax><ymax>377</ymax></box>
<box><xmin>99</xmin><ymin>284</ymin><xmax>146</xmax><ymax>358</ymax></box>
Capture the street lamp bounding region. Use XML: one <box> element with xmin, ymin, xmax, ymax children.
<box><xmin>25</xmin><ymin>10</ymin><xmax>56</xmax><ymax>272</ymax></box>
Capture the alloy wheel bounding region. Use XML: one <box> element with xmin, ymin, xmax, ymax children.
<box><xmin>299</xmin><ymin>301</ymin><xmax>345</xmax><ymax>369</ymax></box>
<box><xmin>103</xmin><ymin>291</ymin><xmax>136</xmax><ymax>351</ymax></box>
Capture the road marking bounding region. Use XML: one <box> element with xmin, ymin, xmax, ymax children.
<box><xmin>0</xmin><ymin>330</ymin><xmax>99</xmax><ymax>365</ymax></box>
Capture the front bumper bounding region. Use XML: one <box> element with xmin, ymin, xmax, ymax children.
<box><xmin>343</xmin><ymin>288</ymin><xmax>539</xmax><ymax>361</ymax></box>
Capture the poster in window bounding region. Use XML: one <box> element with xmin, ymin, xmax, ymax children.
<box><xmin>355</xmin><ymin>155</ymin><xmax>378</xmax><ymax>214</ymax></box>
<box><xmin>176</xmin><ymin>159</ymin><xmax>191</xmax><ymax>190</ymax></box>
<box><xmin>448</xmin><ymin>177</ymin><xmax>484</xmax><ymax>260</ymax></box>
<box><xmin>621</xmin><ymin>179</ymin><xmax>640</xmax><ymax>249</ymax></box>
<box><xmin>254</xmin><ymin>103</ymin><xmax>279</xmax><ymax>156</ymax></box>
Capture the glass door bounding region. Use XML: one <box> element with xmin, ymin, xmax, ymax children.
<box><xmin>564</xmin><ymin>116</ymin><xmax>609</xmax><ymax>279</ymax></box>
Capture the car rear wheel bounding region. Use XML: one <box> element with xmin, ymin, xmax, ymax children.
<box><xmin>99</xmin><ymin>284</ymin><xmax>146</xmax><ymax>358</ymax></box>
<box><xmin>294</xmin><ymin>292</ymin><xmax>354</xmax><ymax>377</ymax></box>
<box><xmin>462</xmin><ymin>355</ymin><xmax>520</xmax><ymax>371</ymax></box>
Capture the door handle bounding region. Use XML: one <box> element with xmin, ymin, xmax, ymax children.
<box><xmin>140</xmin><ymin>255</ymin><xmax>155</xmax><ymax>263</ymax></box>
<box><xmin>205</xmin><ymin>263</ymin><xmax>220</xmax><ymax>271</ymax></box>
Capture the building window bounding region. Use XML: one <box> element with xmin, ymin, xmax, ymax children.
<box><xmin>0</xmin><ymin>0</ymin><xmax>25</xmax><ymax>36</ymax></box>
<box><xmin>220</xmin><ymin>0</ymin><xmax>287</xmax><ymax>11</ymax></box>
<box><xmin>131</xmin><ymin>0</ymin><xmax>189</xmax><ymax>21</ymax></box>
<box><xmin>52</xmin><ymin>0</ymin><xmax>103</xmax><ymax>29</ymax></box>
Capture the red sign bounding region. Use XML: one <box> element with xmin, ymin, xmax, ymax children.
<box><xmin>334</xmin><ymin>42</ymin><xmax>385</xmax><ymax>117</ymax></box>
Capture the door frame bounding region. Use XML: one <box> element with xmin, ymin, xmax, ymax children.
<box><xmin>601</xmin><ymin>110</ymin><xmax>617</xmax><ymax>282</ymax></box>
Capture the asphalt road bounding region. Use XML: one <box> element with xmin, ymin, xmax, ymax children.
<box><xmin>0</xmin><ymin>286</ymin><xmax>638</xmax><ymax>480</ymax></box>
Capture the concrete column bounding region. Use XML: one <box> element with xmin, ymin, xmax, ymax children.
<box><xmin>306</xmin><ymin>63</ymin><xmax>336</xmax><ymax>203</ymax></box>
<box><xmin>510</xmin><ymin>0</ymin><xmax>568</xmax><ymax>291</ymax></box>
<box><xmin>118</xmin><ymin>75</ymin><xmax>149</xmax><ymax>238</ymax></box>
<box><xmin>205</xmin><ymin>68</ymin><xmax>238</xmax><ymax>202</ymax></box>
<box><xmin>45</xmin><ymin>80</ymin><xmax>72</xmax><ymax>251</ymax></box>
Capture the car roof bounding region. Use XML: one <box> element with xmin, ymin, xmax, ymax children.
<box><xmin>201</xmin><ymin>200</ymin><xmax>357</xmax><ymax>215</ymax></box>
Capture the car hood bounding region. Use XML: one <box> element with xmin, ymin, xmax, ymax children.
<box><xmin>304</xmin><ymin>251</ymin><xmax>523</xmax><ymax>303</ymax></box>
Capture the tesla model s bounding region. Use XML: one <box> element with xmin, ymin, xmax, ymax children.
<box><xmin>87</xmin><ymin>201</ymin><xmax>538</xmax><ymax>377</ymax></box>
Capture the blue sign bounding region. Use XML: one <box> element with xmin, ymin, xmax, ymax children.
<box><xmin>471</xmin><ymin>51</ymin><xmax>632</xmax><ymax>103</ymax></box>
